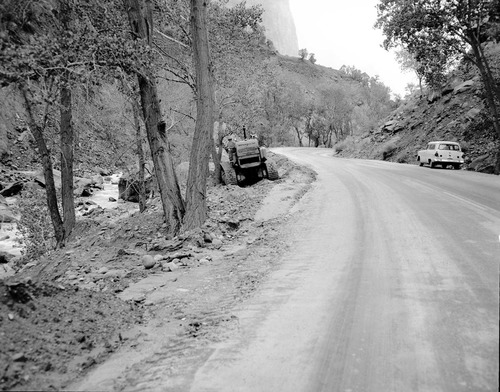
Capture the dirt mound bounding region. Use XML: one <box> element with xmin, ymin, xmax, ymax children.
<box><xmin>0</xmin><ymin>279</ymin><xmax>143</xmax><ymax>391</ymax></box>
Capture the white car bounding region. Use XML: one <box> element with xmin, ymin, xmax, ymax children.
<box><xmin>417</xmin><ymin>141</ymin><xmax>465</xmax><ymax>169</ymax></box>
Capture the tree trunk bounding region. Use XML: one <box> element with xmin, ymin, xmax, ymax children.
<box><xmin>132</xmin><ymin>95</ymin><xmax>147</xmax><ymax>212</ymax></box>
<box><xmin>183</xmin><ymin>0</ymin><xmax>216</xmax><ymax>230</ymax></box>
<box><xmin>120</xmin><ymin>74</ymin><xmax>148</xmax><ymax>211</ymax></box>
<box><xmin>22</xmin><ymin>87</ymin><xmax>65</xmax><ymax>247</ymax></box>
<box><xmin>212</xmin><ymin>137</ymin><xmax>224</xmax><ymax>185</ymax></box>
<box><xmin>294</xmin><ymin>126</ymin><xmax>303</xmax><ymax>147</ymax></box>
<box><xmin>468</xmin><ymin>32</ymin><xmax>500</xmax><ymax>174</ymax></box>
<box><xmin>124</xmin><ymin>0</ymin><xmax>185</xmax><ymax>233</ymax></box>
<box><xmin>58</xmin><ymin>0</ymin><xmax>75</xmax><ymax>240</ymax></box>
<box><xmin>60</xmin><ymin>80</ymin><xmax>75</xmax><ymax>238</ymax></box>
<box><xmin>211</xmin><ymin>120</ymin><xmax>223</xmax><ymax>185</ymax></box>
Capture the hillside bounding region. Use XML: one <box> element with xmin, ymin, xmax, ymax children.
<box><xmin>0</xmin><ymin>52</ymin><xmax>393</xmax><ymax>184</ymax></box>
<box><xmin>336</xmin><ymin>44</ymin><xmax>500</xmax><ymax>174</ymax></box>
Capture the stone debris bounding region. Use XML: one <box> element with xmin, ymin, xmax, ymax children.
<box><xmin>12</xmin><ymin>353</ymin><xmax>27</xmax><ymax>362</ymax></box>
<box><xmin>164</xmin><ymin>262</ymin><xmax>179</xmax><ymax>272</ymax></box>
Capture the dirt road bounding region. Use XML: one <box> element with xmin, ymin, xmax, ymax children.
<box><xmin>189</xmin><ymin>148</ymin><xmax>499</xmax><ymax>392</ymax></box>
<box><xmin>68</xmin><ymin>148</ymin><xmax>498</xmax><ymax>392</ymax></box>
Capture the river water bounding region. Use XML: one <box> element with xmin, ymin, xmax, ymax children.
<box><xmin>0</xmin><ymin>173</ymin><xmax>123</xmax><ymax>266</ymax></box>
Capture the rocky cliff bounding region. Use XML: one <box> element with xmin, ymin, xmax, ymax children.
<box><xmin>228</xmin><ymin>0</ymin><xmax>299</xmax><ymax>56</ymax></box>
<box><xmin>337</xmin><ymin>70</ymin><xmax>499</xmax><ymax>174</ymax></box>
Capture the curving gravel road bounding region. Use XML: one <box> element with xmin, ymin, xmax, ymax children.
<box><xmin>190</xmin><ymin>148</ymin><xmax>499</xmax><ymax>392</ymax></box>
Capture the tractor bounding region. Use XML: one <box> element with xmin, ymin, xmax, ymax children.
<box><xmin>220</xmin><ymin>138</ymin><xmax>279</xmax><ymax>186</ymax></box>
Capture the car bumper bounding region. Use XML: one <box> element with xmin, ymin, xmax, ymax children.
<box><xmin>434</xmin><ymin>159</ymin><xmax>464</xmax><ymax>164</ymax></box>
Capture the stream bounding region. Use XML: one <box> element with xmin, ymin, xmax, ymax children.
<box><xmin>0</xmin><ymin>173</ymin><xmax>124</xmax><ymax>278</ymax></box>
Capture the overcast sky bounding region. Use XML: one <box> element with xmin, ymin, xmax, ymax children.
<box><xmin>289</xmin><ymin>0</ymin><xmax>416</xmax><ymax>96</ymax></box>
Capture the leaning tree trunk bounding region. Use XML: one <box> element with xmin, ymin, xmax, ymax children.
<box><xmin>22</xmin><ymin>87</ymin><xmax>65</xmax><ymax>247</ymax></box>
<box><xmin>60</xmin><ymin>79</ymin><xmax>75</xmax><ymax>238</ymax></box>
<box><xmin>58</xmin><ymin>0</ymin><xmax>75</xmax><ymax>240</ymax></box>
<box><xmin>183</xmin><ymin>0</ymin><xmax>216</xmax><ymax>230</ymax></box>
<box><xmin>124</xmin><ymin>0</ymin><xmax>185</xmax><ymax>233</ymax></box>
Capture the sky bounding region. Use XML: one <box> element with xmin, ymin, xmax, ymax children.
<box><xmin>289</xmin><ymin>0</ymin><xmax>417</xmax><ymax>97</ymax></box>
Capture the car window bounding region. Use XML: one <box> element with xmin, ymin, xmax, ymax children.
<box><xmin>428</xmin><ymin>144</ymin><xmax>435</xmax><ymax>150</ymax></box>
<box><xmin>439</xmin><ymin>144</ymin><xmax>460</xmax><ymax>151</ymax></box>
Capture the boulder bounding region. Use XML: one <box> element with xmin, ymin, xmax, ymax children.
<box><xmin>142</xmin><ymin>255</ymin><xmax>156</xmax><ymax>269</ymax></box>
<box><xmin>118</xmin><ymin>174</ymin><xmax>155</xmax><ymax>203</ymax></box>
<box><xmin>153</xmin><ymin>254</ymin><xmax>165</xmax><ymax>262</ymax></box>
<box><xmin>74</xmin><ymin>177</ymin><xmax>98</xmax><ymax>197</ymax></box>
<box><xmin>91</xmin><ymin>175</ymin><xmax>104</xmax><ymax>189</ymax></box>
<box><xmin>0</xmin><ymin>181</ymin><xmax>24</xmax><ymax>197</ymax></box>
<box><xmin>0</xmin><ymin>205</ymin><xmax>18</xmax><ymax>222</ymax></box>
<box><xmin>468</xmin><ymin>153</ymin><xmax>495</xmax><ymax>173</ymax></box>
<box><xmin>0</xmin><ymin>263</ymin><xmax>15</xmax><ymax>279</ymax></box>
<box><xmin>0</xmin><ymin>250</ymin><xmax>16</xmax><ymax>264</ymax></box>
<box><xmin>95</xmin><ymin>167</ymin><xmax>112</xmax><ymax>176</ymax></box>
<box><xmin>17</xmin><ymin>130</ymin><xmax>33</xmax><ymax>144</ymax></box>
<box><xmin>103</xmin><ymin>269</ymin><xmax>126</xmax><ymax>279</ymax></box>
<box><xmin>427</xmin><ymin>89</ymin><xmax>442</xmax><ymax>103</ymax></box>
<box><xmin>203</xmin><ymin>232</ymin><xmax>213</xmax><ymax>243</ymax></box>
<box><xmin>381</xmin><ymin>120</ymin><xmax>404</xmax><ymax>133</ymax></box>
<box><xmin>165</xmin><ymin>262</ymin><xmax>179</xmax><ymax>272</ymax></box>
<box><xmin>465</xmin><ymin>108</ymin><xmax>481</xmax><ymax>121</ymax></box>
<box><xmin>97</xmin><ymin>267</ymin><xmax>109</xmax><ymax>274</ymax></box>
<box><xmin>453</xmin><ymin>80</ymin><xmax>474</xmax><ymax>94</ymax></box>
<box><xmin>32</xmin><ymin>169</ymin><xmax>62</xmax><ymax>189</ymax></box>
<box><xmin>212</xmin><ymin>238</ymin><xmax>223</xmax><ymax>248</ymax></box>
<box><xmin>442</xmin><ymin>78</ymin><xmax>462</xmax><ymax>95</ymax></box>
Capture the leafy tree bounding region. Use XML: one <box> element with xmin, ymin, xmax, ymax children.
<box><xmin>376</xmin><ymin>0</ymin><xmax>500</xmax><ymax>173</ymax></box>
<box><xmin>299</xmin><ymin>48</ymin><xmax>308</xmax><ymax>60</ymax></box>
<box><xmin>207</xmin><ymin>0</ymin><xmax>266</xmax><ymax>182</ymax></box>
<box><xmin>394</xmin><ymin>48</ymin><xmax>424</xmax><ymax>95</ymax></box>
<box><xmin>147</xmin><ymin>0</ymin><xmax>268</xmax><ymax>187</ymax></box>
<box><xmin>405</xmin><ymin>82</ymin><xmax>418</xmax><ymax>96</ymax></box>
<box><xmin>283</xmin><ymin>84</ymin><xmax>311</xmax><ymax>146</ymax></box>
<box><xmin>319</xmin><ymin>87</ymin><xmax>353</xmax><ymax>145</ymax></box>
<box><xmin>0</xmin><ymin>0</ymin><xmax>139</xmax><ymax>246</ymax></box>
<box><xmin>309</xmin><ymin>53</ymin><xmax>317</xmax><ymax>64</ymax></box>
<box><xmin>339</xmin><ymin>65</ymin><xmax>370</xmax><ymax>85</ymax></box>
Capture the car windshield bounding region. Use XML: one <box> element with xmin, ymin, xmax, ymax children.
<box><xmin>438</xmin><ymin>144</ymin><xmax>460</xmax><ymax>151</ymax></box>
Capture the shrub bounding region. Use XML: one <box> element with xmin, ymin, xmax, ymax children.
<box><xmin>334</xmin><ymin>137</ymin><xmax>355</xmax><ymax>154</ymax></box>
<box><xmin>17</xmin><ymin>185</ymin><xmax>55</xmax><ymax>260</ymax></box>
<box><xmin>382</xmin><ymin>142</ymin><xmax>398</xmax><ymax>160</ymax></box>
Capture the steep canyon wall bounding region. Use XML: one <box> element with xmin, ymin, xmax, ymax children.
<box><xmin>228</xmin><ymin>0</ymin><xmax>299</xmax><ymax>56</ymax></box>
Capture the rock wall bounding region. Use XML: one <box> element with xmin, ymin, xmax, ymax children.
<box><xmin>228</xmin><ymin>0</ymin><xmax>299</xmax><ymax>56</ymax></box>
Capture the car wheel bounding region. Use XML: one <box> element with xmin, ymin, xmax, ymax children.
<box><xmin>429</xmin><ymin>160</ymin><xmax>434</xmax><ymax>168</ymax></box>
